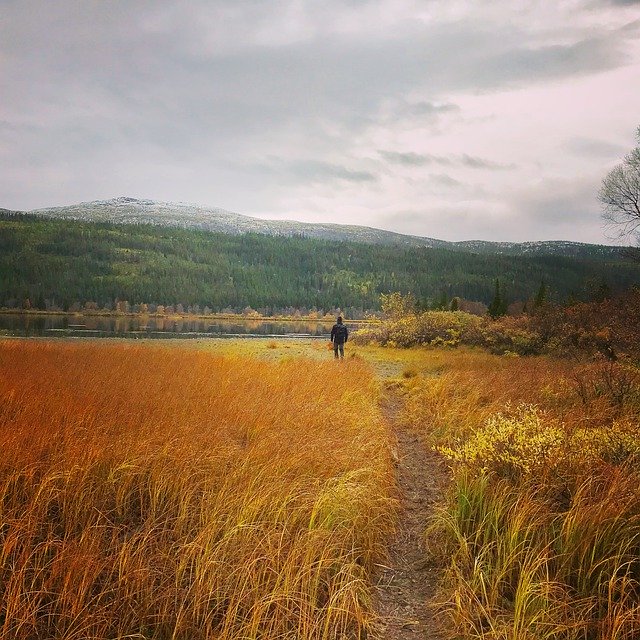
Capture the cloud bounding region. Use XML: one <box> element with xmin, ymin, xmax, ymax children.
<box><xmin>378</xmin><ymin>151</ymin><xmax>451</xmax><ymax>166</ymax></box>
<box><xmin>471</xmin><ymin>36</ymin><xmax>629</xmax><ymax>91</ymax></box>
<box><xmin>292</xmin><ymin>160</ymin><xmax>377</xmax><ymax>184</ymax></box>
<box><xmin>564</xmin><ymin>137</ymin><xmax>628</xmax><ymax>158</ymax></box>
<box><xmin>253</xmin><ymin>158</ymin><xmax>377</xmax><ymax>186</ymax></box>
<box><xmin>374</xmin><ymin>175</ymin><xmax>606</xmax><ymax>243</ymax></box>
<box><xmin>405</xmin><ymin>101</ymin><xmax>460</xmax><ymax>117</ymax></box>
<box><xmin>508</xmin><ymin>176</ymin><xmax>602</xmax><ymax>226</ymax></box>
<box><xmin>608</xmin><ymin>0</ymin><xmax>640</xmax><ymax>6</ymax></box>
<box><xmin>430</xmin><ymin>173</ymin><xmax>463</xmax><ymax>188</ymax></box>
<box><xmin>460</xmin><ymin>154</ymin><xmax>516</xmax><ymax>170</ymax></box>
<box><xmin>378</xmin><ymin>150</ymin><xmax>515</xmax><ymax>170</ymax></box>
<box><xmin>0</xmin><ymin>0</ymin><xmax>639</xmax><ymax>243</ymax></box>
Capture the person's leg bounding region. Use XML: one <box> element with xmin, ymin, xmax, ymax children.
<box><xmin>339</xmin><ymin>343</ymin><xmax>344</xmax><ymax>359</ymax></box>
<box><xmin>334</xmin><ymin>343</ymin><xmax>339</xmax><ymax>359</ymax></box>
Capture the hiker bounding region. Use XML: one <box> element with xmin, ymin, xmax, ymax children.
<box><xmin>330</xmin><ymin>316</ymin><xmax>348</xmax><ymax>359</ymax></box>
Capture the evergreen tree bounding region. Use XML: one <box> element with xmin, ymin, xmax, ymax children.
<box><xmin>488</xmin><ymin>279</ymin><xmax>507</xmax><ymax>319</ymax></box>
<box><xmin>593</xmin><ymin>281</ymin><xmax>611</xmax><ymax>303</ymax></box>
<box><xmin>534</xmin><ymin>280</ymin><xmax>547</xmax><ymax>309</ymax></box>
<box><xmin>434</xmin><ymin>289</ymin><xmax>449</xmax><ymax>310</ymax></box>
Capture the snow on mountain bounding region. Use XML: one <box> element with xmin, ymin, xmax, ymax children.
<box><xmin>27</xmin><ymin>197</ymin><xmax>447</xmax><ymax>247</ymax></box>
<box><xmin>14</xmin><ymin>197</ymin><xmax>622</xmax><ymax>258</ymax></box>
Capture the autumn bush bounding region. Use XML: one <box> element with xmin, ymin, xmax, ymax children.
<box><xmin>394</xmin><ymin>347</ymin><xmax>640</xmax><ymax>639</ymax></box>
<box><xmin>354</xmin><ymin>288</ymin><xmax>640</xmax><ymax>359</ymax></box>
<box><xmin>0</xmin><ymin>340</ymin><xmax>394</xmax><ymax>640</ymax></box>
<box><xmin>355</xmin><ymin>310</ymin><xmax>484</xmax><ymax>349</ymax></box>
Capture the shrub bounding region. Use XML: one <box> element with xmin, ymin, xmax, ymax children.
<box><xmin>353</xmin><ymin>289</ymin><xmax>640</xmax><ymax>359</ymax></box>
<box><xmin>438</xmin><ymin>405</ymin><xmax>565</xmax><ymax>480</ymax></box>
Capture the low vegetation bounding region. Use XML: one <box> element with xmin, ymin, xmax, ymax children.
<box><xmin>0</xmin><ymin>340</ymin><xmax>394</xmax><ymax>639</ymax></box>
<box><xmin>355</xmin><ymin>289</ymin><xmax>640</xmax><ymax>359</ymax></box>
<box><xmin>393</xmin><ymin>348</ymin><xmax>640</xmax><ymax>639</ymax></box>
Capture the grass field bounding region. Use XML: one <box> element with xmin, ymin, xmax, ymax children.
<box><xmin>3</xmin><ymin>336</ymin><xmax>639</xmax><ymax>640</ymax></box>
<box><xmin>0</xmin><ymin>339</ymin><xmax>394</xmax><ymax>639</ymax></box>
<box><xmin>394</xmin><ymin>348</ymin><xmax>640</xmax><ymax>640</ymax></box>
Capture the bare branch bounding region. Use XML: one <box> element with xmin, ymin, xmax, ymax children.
<box><xmin>599</xmin><ymin>130</ymin><xmax>640</xmax><ymax>242</ymax></box>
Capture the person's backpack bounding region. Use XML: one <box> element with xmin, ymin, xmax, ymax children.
<box><xmin>335</xmin><ymin>324</ymin><xmax>348</xmax><ymax>342</ymax></box>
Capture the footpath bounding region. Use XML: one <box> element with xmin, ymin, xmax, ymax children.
<box><xmin>374</xmin><ymin>391</ymin><xmax>449</xmax><ymax>639</ymax></box>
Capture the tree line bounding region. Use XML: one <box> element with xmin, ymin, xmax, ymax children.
<box><xmin>1</xmin><ymin>212</ymin><xmax>639</xmax><ymax>315</ymax></box>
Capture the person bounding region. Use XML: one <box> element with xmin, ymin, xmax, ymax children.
<box><xmin>330</xmin><ymin>316</ymin><xmax>348</xmax><ymax>359</ymax></box>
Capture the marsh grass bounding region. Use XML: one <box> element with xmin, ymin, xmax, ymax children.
<box><xmin>0</xmin><ymin>340</ymin><xmax>394</xmax><ymax>639</ymax></box>
<box><xmin>397</xmin><ymin>348</ymin><xmax>640</xmax><ymax>639</ymax></box>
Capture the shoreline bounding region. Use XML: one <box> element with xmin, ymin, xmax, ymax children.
<box><xmin>0</xmin><ymin>308</ymin><xmax>379</xmax><ymax>324</ymax></box>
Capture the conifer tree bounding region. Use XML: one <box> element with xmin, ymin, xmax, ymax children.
<box><xmin>534</xmin><ymin>280</ymin><xmax>547</xmax><ymax>309</ymax></box>
<box><xmin>488</xmin><ymin>279</ymin><xmax>507</xmax><ymax>319</ymax></box>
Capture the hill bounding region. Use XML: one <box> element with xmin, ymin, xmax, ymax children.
<box><xmin>10</xmin><ymin>197</ymin><xmax>623</xmax><ymax>260</ymax></box>
<box><xmin>1</xmin><ymin>210</ymin><xmax>638</xmax><ymax>315</ymax></box>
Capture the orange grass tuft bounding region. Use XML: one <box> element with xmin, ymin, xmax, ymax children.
<box><xmin>0</xmin><ymin>340</ymin><xmax>395</xmax><ymax>639</ymax></box>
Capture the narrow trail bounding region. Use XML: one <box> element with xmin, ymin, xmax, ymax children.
<box><xmin>373</xmin><ymin>390</ymin><xmax>449</xmax><ymax>640</ymax></box>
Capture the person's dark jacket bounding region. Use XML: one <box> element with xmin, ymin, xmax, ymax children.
<box><xmin>331</xmin><ymin>322</ymin><xmax>348</xmax><ymax>344</ymax></box>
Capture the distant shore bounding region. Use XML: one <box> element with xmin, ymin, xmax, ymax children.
<box><xmin>0</xmin><ymin>308</ymin><xmax>378</xmax><ymax>324</ymax></box>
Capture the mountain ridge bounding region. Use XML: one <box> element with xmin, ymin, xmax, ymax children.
<box><xmin>7</xmin><ymin>196</ymin><xmax>623</xmax><ymax>259</ymax></box>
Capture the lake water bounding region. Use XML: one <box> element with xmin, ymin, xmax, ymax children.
<box><xmin>0</xmin><ymin>313</ymin><xmax>340</xmax><ymax>339</ymax></box>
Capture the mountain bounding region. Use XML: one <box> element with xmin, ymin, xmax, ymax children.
<box><xmin>14</xmin><ymin>197</ymin><xmax>623</xmax><ymax>259</ymax></box>
<box><xmin>1</xmin><ymin>208</ymin><xmax>638</xmax><ymax>313</ymax></box>
<box><xmin>24</xmin><ymin>197</ymin><xmax>446</xmax><ymax>248</ymax></box>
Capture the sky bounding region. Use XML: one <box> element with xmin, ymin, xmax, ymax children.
<box><xmin>1</xmin><ymin>0</ymin><xmax>639</xmax><ymax>243</ymax></box>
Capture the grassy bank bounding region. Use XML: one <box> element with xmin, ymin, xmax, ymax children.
<box><xmin>0</xmin><ymin>340</ymin><xmax>394</xmax><ymax>639</ymax></box>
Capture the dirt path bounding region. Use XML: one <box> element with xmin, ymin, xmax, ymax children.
<box><xmin>373</xmin><ymin>390</ymin><xmax>449</xmax><ymax>639</ymax></box>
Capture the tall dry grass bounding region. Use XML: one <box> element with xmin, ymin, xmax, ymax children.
<box><xmin>0</xmin><ymin>340</ymin><xmax>394</xmax><ymax>640</ymax></box>
<box><xmin>396</xmin><ymin>348</ymin><xmax>640</xmax><ymax>639</ymax></box>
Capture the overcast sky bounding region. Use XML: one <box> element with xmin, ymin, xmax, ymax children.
<box><xmin>1</xmin><ymin>0</ymin><xmax>639</xmax><ymax>242</ymax></box>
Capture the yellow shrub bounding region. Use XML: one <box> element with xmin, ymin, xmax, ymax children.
<box><xmin>438</xmin><ymin>405</ymin><xmax>565</xmax><ymax>479</ymax></box>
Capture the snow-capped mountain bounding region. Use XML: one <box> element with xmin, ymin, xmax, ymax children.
<box><xmin>6</xmin><ymin>197</ymin><xmax>622</xmax><ymax>258</ymax></box>
<box><xmin>24</xmin><ymin>197</ymin><xmax>446</xmax><ymax>248</ymax></box>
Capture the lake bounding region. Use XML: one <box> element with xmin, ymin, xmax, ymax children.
<box><xmin>0</xmin><ymin>313</ymin><xmax>342</xmax><ymax>339</ymax></box>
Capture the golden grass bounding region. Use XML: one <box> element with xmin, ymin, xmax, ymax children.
<box><xmin>396</xmin><ymin>348</ymin><xmax>639</xmax><ymax>441</ymax></box>
<box><xmin>0</xmin><ymin>340</ymin><xmax>394</xmax><ymax>640</ymax></box>
<box><xmin>393</xmin><ymin>347</ymin><xmax>640</xmax><ymax>640</ymax></box>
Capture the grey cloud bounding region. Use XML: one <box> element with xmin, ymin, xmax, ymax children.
<box><xmin>293</xmin><ymin>160</ymin><xmax>377</xmax><ymax>184</ymax></box>
<box><xmin>253</xmin><ymin>158</ymin><xmax>377</xmax><ymax>185</ymax></box>
<box><xmin>375</xmin><ymin>207</ymin><xmax>499</xmax><ymax>243</ymax></box>
<box><xmin>378</xmin><ymin>151</ymin><xmax>451</xmax><ymax>166</ymax></box>
<box><xmin>381</xmin><ymin>177</ymin><xmax>605</xmax><ymax>243</ymax></box>
<box><xmin>0</xmin><ymin>0</ymin><xmax>637</xmax><ymax>245</ymax></box>
<box><xmin>620</xmin><ymin>19</ymin><xmax>640</xmax><ymax>31</ymax></box>
<box><xmin>430</xmin><ymin>174</ymin><xmax>462</xmax><ymax>188</ymax></box>
<box><xmin>2</xmin><ymin>6</ymin><xmax>635</xmax><ymax>191</ymax></box>
<box><xmin>409</xmin><ymin>102</ymin><xmax>460</xmax><ymax>116</ymax></box>
<box><xmin>379</xmin><ymin>150</ymin><xmax>515</xmax><ymax>170</ymax></box>
<box><xmin>564</xmin><ymin>137</ymin><xmax>628</xmax><ymax>158</ymax></box>
<box><xmin>3</xmin><ymin>4</ymin><xmax>634</xmax><ymax>137</ymax></box>
<box><xmin>391</xmin><ymin>100</ymin><xmax>461</xmax><ymax>122</ymax></box>
<box><xmin>472</xmin><ymin>36</ymin><xmax>631</xmax><ymax>91</ymax></box>
<box><xmin>460</xmin><ymin>155</ymin><xmax>516</xmax><ymax>170</ymax></box>
<box><xmin>510</xmin><ymin>177</ymin><xmax>601</xmax><ymax>226</ymax></box>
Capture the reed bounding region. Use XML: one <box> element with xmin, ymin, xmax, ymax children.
<box><xmin>0</xmin><ymin>340</ymin><xmax>395</xmax><ymax>639</ymax></box>
<box><xmin>398</xmin><ymin>347</ymin><xmax>640</xmax><ymax>640</ymax></box>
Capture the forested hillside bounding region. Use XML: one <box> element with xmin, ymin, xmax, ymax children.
<box><xmin>1</xmin><ymin>212</ymin><xmax>638</xmax><ymax>314</ymax></box>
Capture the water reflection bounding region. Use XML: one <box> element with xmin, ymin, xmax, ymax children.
<box><xmin>0</xmin><ymin>313</ymin><xmax>337</xmax><ymax>339</ymax></box>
